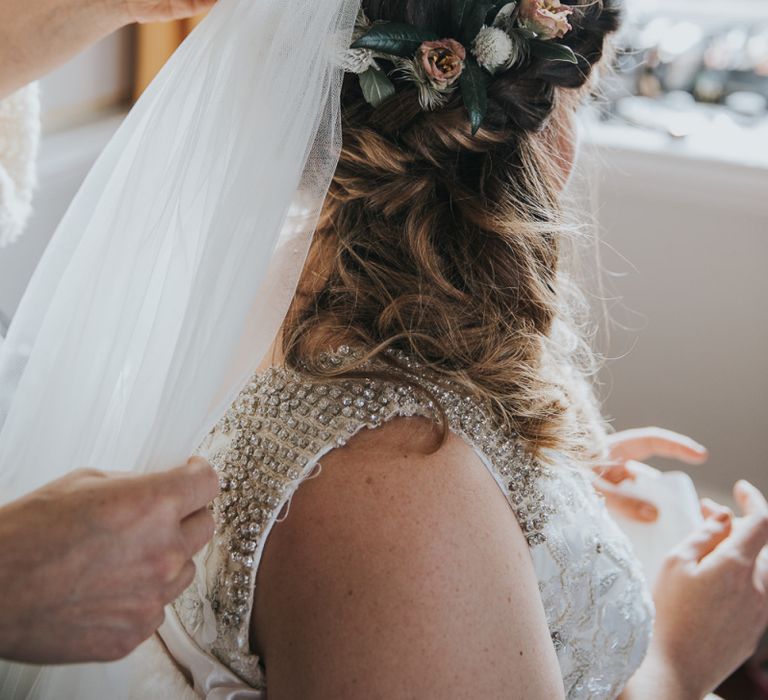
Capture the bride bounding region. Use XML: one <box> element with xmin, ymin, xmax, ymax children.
<box><xmin>0</xmin><ymin>0</ymin><xmax>766</xmax><ymax>698</ymax></box>
<box><xmin>122</xmin><ymin>0</ymin><xmax>766</xmax><ymax>697</ymax></box>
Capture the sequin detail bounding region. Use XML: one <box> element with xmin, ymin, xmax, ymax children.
<box><xmin>174</xmin><ymin>347</ymin><xmax>654</xmax><ymax>698</ymax></box>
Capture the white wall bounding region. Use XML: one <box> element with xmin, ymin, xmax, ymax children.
<box><xmin>586</xmin><ymin>132</ymin><xmax>768</xmax><ymax>500</ymax></box>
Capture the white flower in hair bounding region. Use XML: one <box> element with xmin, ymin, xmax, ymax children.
<box><xmin>338</xmin><ymin>9</ymin><xmax>379</xmax><ymax>74</ymax></box>
<box><xmin>471</xmin><ymin>26</ymin><xmax>516</xmax><ymax>72</ymax></box>
<box><xmin>338</xmin><ymin>47</ymin><xmax>379</xmax><ymax>74</ymax></box>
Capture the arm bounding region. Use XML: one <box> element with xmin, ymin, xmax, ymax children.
<box><xmin>0</xmin><ymin>0</ymin><xmax>216</xmax><ymax>99</ymax></box>
<box><xmin>0</xmin><ymin>458</ymin><xmax>218</xmax><ymax>663</ymax></box>
<box><xmin>619</xmin><ymin>648</ymin><xmax>700</xmax><ymax>700</ymax></box>
<box><xmin>252</xmin><ymin>418</ymin><xmax>565</xmax><ymax>700</ymax></box>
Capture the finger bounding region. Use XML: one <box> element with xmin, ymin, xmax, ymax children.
<box><xmin>592</xmin><ymin>461</ymin><xmax>658</xmax><ymax>485</ymax></box>
<box><xmin>758</xmin><ymin>547</ymin><xmax>768</xmax><ymax>571</ymax></box>
<box><xmin>726</xmin><ymin>517</ymin><xmax>768</xmax><ymax>563</ymax></box>
<box><xmin>162</xmin><ymin>560</ymin><xmax>197</xmax><ymax>604</ymax></box>
<box><xmin>674</xmin><ymin>512</ymin><xmax>733</xmax><ymax>563</ymax></box>
<box><xmin>729</xmin><ymin>481</ymin><xmax>768</xmax><ymax>560</ymax></box>
<box><xmin>626</xmin><ymin>460</ymin><xmax>661</xmax><ymax>477</ymax></box>
<box><xmin>158</xmin><ymin>457</ymin><xmax>220</xmax><ymax>518</ymax></box>
<box><xmin>757</xmin><ymin>548</ymin><xmax>768</xmax><ymax>588</ymax></box>
<box><xmin>180</xmin><ymin>507</ymin><xmax>216</xmax><ymax>557</ymax></box>
<box><xmin>593</xmin><ymin>463</ymin><xmax>635</xmax><ymax>485</ymax></box>
<box><xmin>734</xmin><ymin>480</ymin><xmax>768</xmax><ymax>518</ymax></box>
<box><xmin>700</xmin><ymin>497</ymin><xmax>733</xmax><ymax>521</ymax></box>
<box><xmin>608</xmin><ymin>428</ymin><xmax>708</xmax><ymax>465</ymax></box>
<box><xmin>598</xmin><ymin>487</ymin><xmax>658</xmax><ymax>522</ymax></box>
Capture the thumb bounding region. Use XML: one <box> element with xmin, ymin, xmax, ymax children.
<box><xmin>154</xmin><ymin>457</ymin><xmax>219</xmax><ymax>517</ymax></box>
<box><xmin>672</xmin><ymin>511</ymin><xmax>733</xmax><ymax>564</ymax></box>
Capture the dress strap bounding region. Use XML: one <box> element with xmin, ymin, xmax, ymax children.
<box><xmin>159</xmin><ymin>608</ymin><xmax>264</xmax><ymax>700</ymax></box>
<box><xmin>174</xmin><ymin>348</ymin><xmax>553</xmax><ymax>686</ymax></box>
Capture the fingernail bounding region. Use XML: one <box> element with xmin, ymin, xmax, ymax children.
<box><xmin>640</xmin><ymin>504</ymin><xmax>658</xmax><ymax>521</ymax></box>
<box><xmin>716</xmin><ymin>511</ymin><xmax>731</xmax><ymax>523</ymax></box>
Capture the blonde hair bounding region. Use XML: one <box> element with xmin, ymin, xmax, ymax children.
<box><xmin>283</xmin><ymin>0</ymin><xmax>622</xmax><ymax>467</ymax></box>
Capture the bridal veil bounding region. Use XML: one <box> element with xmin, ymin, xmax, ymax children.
<box><xmin>0</xmin><ymin>0</ymin><xmax>360</xmax><ymax>696</ymax></box>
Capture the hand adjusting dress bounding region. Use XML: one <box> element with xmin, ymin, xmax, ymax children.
<box><xmin>135</xmin><ymin>347</ymin><xmax>654</xmax><ymax>700</ymax></box>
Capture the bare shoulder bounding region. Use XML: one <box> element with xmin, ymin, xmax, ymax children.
<box><xmin>253</xmin><ymin>417</ymin><xmax>564</xmax><ymax>700</ymax></box>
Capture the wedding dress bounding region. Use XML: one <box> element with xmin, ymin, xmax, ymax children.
<box><xmin>126</xmin><ymin>347</ymin><xmax>654</xmax><ymax>700</ymax></box>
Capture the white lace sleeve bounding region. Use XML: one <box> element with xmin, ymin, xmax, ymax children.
<box><xmin>0</xmin><ymin>83</ymin><xmax>40</xmax><ymax>248</ymax></box>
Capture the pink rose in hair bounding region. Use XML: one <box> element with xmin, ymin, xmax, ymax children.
<box><xmin>519</xmin><ymin>0</ymin><xmax>573</xmax><ymax>40</ymax></box>
<box><xmin>417</xmin><ymin>39</ymin><xmax>466</xmax><ymax>88</ymax></box>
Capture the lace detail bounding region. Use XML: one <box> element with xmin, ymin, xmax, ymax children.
<box><xmin>534</xmin><ymin>461</ymin><xmax>655</xmax><ymax>697</ymax></box>
<box><xmin>175</xmin><ymin>348</ymin><xmax>654</xmax><ymax>698</ymax></box>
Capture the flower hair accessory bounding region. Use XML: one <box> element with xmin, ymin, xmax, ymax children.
<box><xmin>341</xmin><ymin>0</ymin><xmax>578</xmax><ymax>134</ymax></box>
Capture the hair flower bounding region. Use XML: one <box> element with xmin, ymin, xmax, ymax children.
<box><xmin>348</xmin><ymin>0</ymin><xmax>579</xmax><ymax>135</ymax></box>
<box><xmin>473</xmin><ymin>26</ymin><xmax>522</xmax><ymax>72</ymax></box>
<box><xmin>418</xmin><ymin>39</ymin><xmax>466</xmax><ymax>89</ymax></box>
<box><xmin>518</xmin><ymin>0</ymin><xmax>574</xmax><ymax>40</ymax></box>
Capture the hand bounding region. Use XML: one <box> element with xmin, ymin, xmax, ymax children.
<box><xmin>0</xmin><ymin>457</ymin><xmax>219</xmax><ymax>664</ymax></box>
<box><xmin>625</xmin><ymin>480</ymin><xmax>768</xmax><ymax>700</ymax></box>
<box><xmin>593</xmin><ymin>427</ymin><xmax>709</xmax><ymax>523</ymax></box>
<box><xmin>122</xmin><ymin>0</ymin><xmax>217</xmax><ymax>24</ymax></box>
<box><xmin>0</xmin><ymin>0</ymin><xmax>216</xmax><ymax>99</ymax></box>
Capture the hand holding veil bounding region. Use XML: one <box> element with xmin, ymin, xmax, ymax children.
<box><xmin>0</xmin><ymin>0</ymin><xmax>360</xmax><ymax>696</ymax></box>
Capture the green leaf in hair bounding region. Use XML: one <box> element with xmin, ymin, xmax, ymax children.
<box><xmin>459</xmin><ymin>57</ymin><xmax>491</xmax><ymax>135</ymax></box>
<box><xmin>359</xmin><ymin>66</ymin><xmax>396</xmax><ymax>108</ymax></box>
<box><xmin>352</xmin><ymin>23</ymin><xmax>440</xmax><ymax>58</ymax></box>
<box><xmin>462</xmin><ymin>1</ymin><xmax>502</xmax><ymax>43</ymax></box>
<box><xmin>450</xmin><ymin>0</ymin><xmax>476</xmax><ymax>37</ymax></box>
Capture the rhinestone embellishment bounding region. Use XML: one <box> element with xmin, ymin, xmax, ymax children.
<box><xmin>175</xmin><ymin>347</ymin><xmax>553</xmax><ymax>686</ymax></box>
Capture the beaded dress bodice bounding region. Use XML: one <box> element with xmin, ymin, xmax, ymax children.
<box><xmin>174</xmin><ymin>349</ymin><xmax>654</xmax><ymax>699</ymax></box>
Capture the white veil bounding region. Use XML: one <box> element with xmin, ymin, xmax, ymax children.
<box><xmin>0</xmin><ymin>0</ymin><xmax>360</xmax><ymax>695</ymax></box>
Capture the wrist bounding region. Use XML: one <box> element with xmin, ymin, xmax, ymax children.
<box><xmin>109</xmin><ymin>0</ymin><xmax>142</xmax><ymax>28</ymax></box>
<box><xmin>624</xmin><ymin>644</ymin><xmax>705</xmax><ymax>700</ymax></box>
<box><xmin>94</xmin><ymin>0</ymin><xmax>135</xmax><ymax>32</ymax></box>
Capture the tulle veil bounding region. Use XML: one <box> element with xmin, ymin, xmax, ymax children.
<box><xmin>0</xmin><ymin>0</ymin><xmax>360</xmax><ymax>696</ymax></box>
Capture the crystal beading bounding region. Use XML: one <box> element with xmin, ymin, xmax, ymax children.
<box><xmin>172</xmin><ymin>347</ymin><xmax>654</xmax><ymax>698</ymax></box>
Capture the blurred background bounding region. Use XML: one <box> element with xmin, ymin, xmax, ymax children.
<box><xmin>580</xmin><ymin>0</ymin><xmax>768</xmax><ymax>505</ymax></box>
<box><xmin>0</xmin><ymin>1</ymin><xmax>766</xmax><ymax>695</ymax></box>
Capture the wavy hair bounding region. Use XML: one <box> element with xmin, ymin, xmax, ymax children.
<box><xmin>283</xmin><ymin>0</ymin><xmax>622</xmax><ymax>465</ymax></box>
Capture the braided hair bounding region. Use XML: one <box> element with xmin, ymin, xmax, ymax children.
<box><xmin>283</xmin><ymin>0</ymin><xmax>623</xmax><ymax>465</ymax></box>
